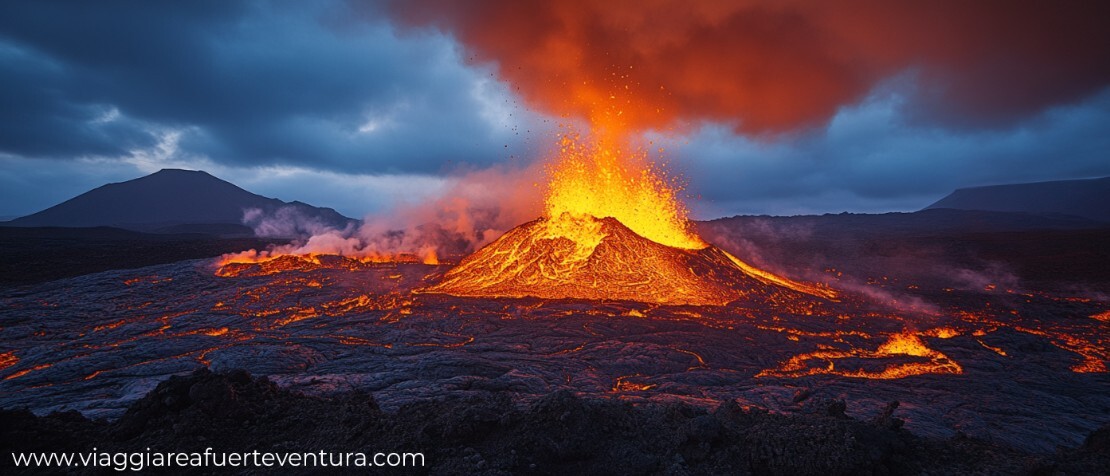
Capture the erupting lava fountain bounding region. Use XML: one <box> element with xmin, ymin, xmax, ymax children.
<box><xmin>424</xmin><ymin>128</ymin><xmax>836</xmax><ymax>305</ymax></box>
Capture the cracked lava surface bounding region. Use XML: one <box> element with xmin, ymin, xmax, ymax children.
<box><xmin>1</xmin><ymin>256</ymin><xmax>1107</xmax><ymax>453</ymax></box>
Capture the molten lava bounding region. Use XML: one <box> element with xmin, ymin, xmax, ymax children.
<box><xmin>216</xmin><ymin>249</ymin><xmax>438</xmax><ymax>277</ymax></box>
<box><xmin>543</xmin><ymin>132</ymin><xmax>703</xmax><ymax>250</ymax></box>
<box><xmin>757</xmin><ymin>330</ymin><xmax>964</xmax><ymax>380</ymax></box>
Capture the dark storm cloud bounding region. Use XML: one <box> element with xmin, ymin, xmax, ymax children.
<box><xmin>0</xmin><ymin>40</ymin><xmax>157</xmax><ymax>158</ymax></box>
<box><xmin>0</xmin><ymin>0</ymin><xmax>542</xmax><ymax>174</ymax></box>
<box><xmin>665</xmin><ymin>86</ymin><xmax>1110</xmax><ymax>217</ymax></box>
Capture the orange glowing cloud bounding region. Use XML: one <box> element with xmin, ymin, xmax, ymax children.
<box><xmin>390</xmin><ymin>0</ymin><xmax>1110</xmax><ymax>133</ymax></box>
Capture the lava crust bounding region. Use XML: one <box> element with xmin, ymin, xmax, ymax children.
<box><xmin>1</xmin><ymin>255</ymin><xmax>1106</xmax><ymax>454</ymax></box>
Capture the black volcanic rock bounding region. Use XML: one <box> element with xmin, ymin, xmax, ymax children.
<box><xmin>926</xmin><ymin>176</ymin><xmax>1110</xmax><ymax>222</ymax></box>
<box><xmin>5</xmin><ymin>169</ymin><xmax>354</xmax><ymax>234</ymax></box>
<box><xmin>0</xmin><ymin>369</ymin><xmax>1073</xmax><ymax>475</ymax></box>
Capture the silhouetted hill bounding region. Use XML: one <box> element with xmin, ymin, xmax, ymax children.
<box><xmin>5</xmin><ymin>169</ymin><xmax>355</xmax><ymax>235</ymax></box>
<box><xmin>697</xmin><ymin>209</ymin><xmax>1110</xmax><ymax>291</ymax></box>
<box><xmin>700</xmin><ymin>208</ymin><xmax>1103</xmax><ymax>238</ymax></box>
<box><xmin>925</xmin><ymin>176</ymin><xmax>1110</xmax><ymax>222</ymax></box>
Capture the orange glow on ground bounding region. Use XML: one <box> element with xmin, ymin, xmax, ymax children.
<box><xmin>0</xmin><ymin>352</ymin><xmax>17</xmax><ymax>372</ymax></box>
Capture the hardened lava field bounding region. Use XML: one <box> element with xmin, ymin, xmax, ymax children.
<box><xmin>1</xmin><ymin>252</ymin><xmax>1107</xmax><ymax>453</ymax></box>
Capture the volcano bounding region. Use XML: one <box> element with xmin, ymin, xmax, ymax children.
<box><xmin>422</xmin><ymin>213</ymin><xmax>834</xmax><ymax>306</ymax></box>
<box><xmin>422</xmin><ymin>128</ymin><xmax>836</xmax><ymax>306</ymax></box>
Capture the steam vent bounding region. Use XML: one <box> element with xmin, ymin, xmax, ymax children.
<box><xmin>423</xmin><ymin>213</ymin><xmax>835</xmax><ymax>306</ymax></box>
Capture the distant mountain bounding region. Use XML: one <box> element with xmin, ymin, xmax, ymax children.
<box><xmin>5</xmin><ymin>169</ymin><xmax>355</xmax><ymax>235</ymax></box>
<box><xmin>699</xmin><ymin>208</ymin><xmax>1103</xmax><ymax>241</ymax></box>
<box><xmin>925</xmin><ymin>176</ymin><xmax>1110</xmax><ymax>222</ymax></box>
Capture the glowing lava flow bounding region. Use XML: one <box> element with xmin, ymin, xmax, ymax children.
<box><xmin>756</xmin><ymin>330</ymin><xmax>964</xmax><ymax>380</ymax></box>
<box><xmin>215</xmin><ymin>249</ymin><xmax>438</xmax><ymax>277</ymax></box>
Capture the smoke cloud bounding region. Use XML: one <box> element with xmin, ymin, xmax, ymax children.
<box><xmin>389</xmin><ymin>0</ymin><xmax>1110</xmax><ymax>133</ymax></box>
<box><xmin>230</xmin><ymin>163</ymin><xmax>544</xmax><ymax>263</ymax></box>
<box><xmin>243</xmin><ymin>206</ymin><xmax>349</xmax><ymax>239</ymax></box>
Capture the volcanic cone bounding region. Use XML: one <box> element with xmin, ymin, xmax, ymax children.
<box><xmin>422</xmin><ymin>213</ymin><xmax>835</xmax><ymax>306</ymax></box>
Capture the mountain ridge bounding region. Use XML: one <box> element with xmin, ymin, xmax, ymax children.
<box><xmin>925</xmin><ymin>176</ymin><xmax>1110</xmax><ymax>222</ymax></box>
<box><xmin>5</xmin><ymin>169</ymin><xmax>355</xmax><ymax>235</ymax></box>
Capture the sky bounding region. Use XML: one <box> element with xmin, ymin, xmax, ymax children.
<box><xmin>1</xmin><ymin>0</ymin><xmax>1108</xmax><ymax>220</ymax></box>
